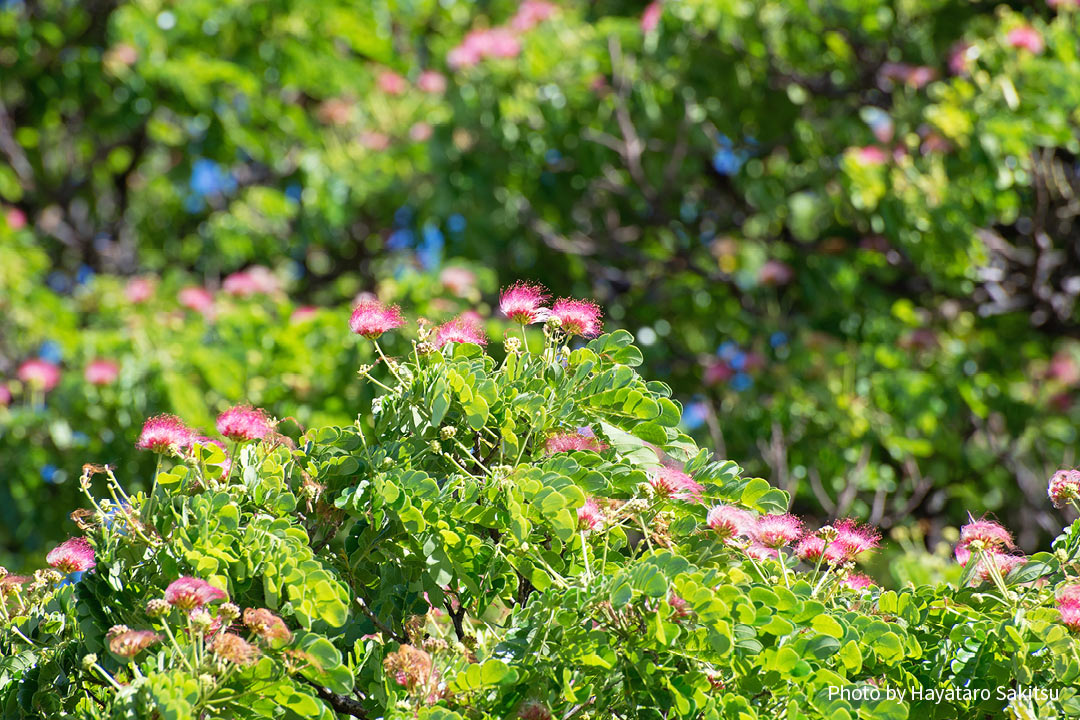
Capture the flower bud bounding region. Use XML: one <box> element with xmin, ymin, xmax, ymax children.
<box><xmin>219</xmin><ymin>602</ymin><xmax>241</xmax><ymax>622</ymax></box>
<box><xmin>429</xmin><ymin>440</ymin><xmax>442</xmax><ymax>454</ymax></box>
<box><xmin>439</xmin><ymin>426</ymin><xmax>457</xmax><ymax>440</ymax></box>
<box><xmin>504</xmin><ymin>336</ymin><xmax>522</xmax><ymax>354</ymax></box>
<box><xmin>81</xmin><ymin>653</ymin><xmax>98</xmax><ymax>670</ymax></box>
<box><xmin>190</xmin><ymin>608</ymin><xmax>213</xmax><ymax>630</ymax></box>
<box><xmin>416</xmin><ymin>341</ymin><xmax>436</xmax><ymax>355</ymax></box>
<box><xmin>146</xmin><ymin>598</ymin><xmax>170</xmax><ymax>618</ymax></box>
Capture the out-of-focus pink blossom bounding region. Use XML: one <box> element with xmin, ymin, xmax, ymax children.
<box><xmin>920</xmin><ymin>132</ymin><xmax>952</xmax><ymax>155</ymax></box>
<box><xmin>378</xmin><ymin>70</ymin><xmax>408</xmax><ymax>95</ymax></box>
<box><xmin>758</xmin><ymin>260</ymin><xmax>794</xmax><ymax>286</ymax></box>
<box><xmin>745</xmin><ymin>544</ymin><xmax>778</xmax><ymax>561</ymax></box>
<box><xmin>223</xmin><ymin>266</ymin><xmax>278</xmax><ymax>297</ymax></box>
<box><xmin>317</xmin><ymin>98</ymin><xmax>353</xmax><ymax>126</ymax></box>
<box><xmin>439</xmin><ymin>267</ymin><xmax>477</xmax><ymax>298</ymax></box>
<box><xmin>178</xmin><ymin>286</ymin><xmax>215</xmax><ymax>315</ymax></box>
<box><xmin>124</xmin><ymin>276</ymin><xmax>155</xmax><ymax>304</ymax></box>
<box><xmin>1048</xmin><ymin>351</ymin><xmax>1080</xmax><ymax>385</ymax></box>
<box><xmin>948</xmin><ymin>41</ymin><xmax>974</xmax><ymax>75</ymax></box>
<box><xmin>641</xmin><ymin>2</ymin><xmax>662</xmax><ymax>33</ymax></box>
<box><xmin>290</xmin><ymin>305</ymin><xmax>318</xmax><ymax>323</ymax></box>
<box><xmin>852</xmin><ymin>145</ymin><xmax>888</xmax><ymax>166</ymax></box>
<box><xmin>46</xmin><ymin>537</ymin><xmax>96</xmax><ymax>573</ymax></box>
<box><xmin>417</xmin><ymin>70</ymin><xmax>447</xmax><ymax>94</ymax></box>
<box><xmin>1007</xmin><ymin>25</ymin><xmax>1044</xmax><ymax>54</ymax></box>
<box><xmin>109</xmin><ymin>629</ymin><xmax>160</xmax><ymax>658</ymax></box>
<box><xmin>877</xmin><ymin>62</ymin><xmax>937</xmax><ymax>89</ymax></box>
<box><xmin>409</xmin><ymin>122</ymin><xmax>434</xmax><ymax>142</ymax></box>
<box><xmin>704</xmin><ymin>360</ymin><xmax>734</xmax><ymax>386</ymax></box>
<box><xmin>360</xmin><ymin>131</ymin><xmax>391</xmax><ymax>151</ymax></box>
<box><xmin>448</xmin><ymin>28</ymin><xmax>522</xmax><ymax>69</ymax></box>
<box><xmin>511</xmin><ymin>0</ymin><xmax>559</xmax><ymax>32</ymax></box>
<box><xmin>85</xmin><ymin>359</ymin><xmax>120</xmax><ymax>386</ymax></box>
<box><xmin>0</xmin><ymin>384</ymin><xmax>10</xmax><ymax>406</ymax></box>
<box><xmin>4</xmin><ymin>207</ymin><xmax>26</xmax><ymax>230</ymax></box>
<box><xmin>17</xmin><ymin>359</ymin><xmax>61</xmax><ymax>392</ymax></box>
<box><xmin>544</xmin><ymin>431</ymin><xmax>608</xmax><ymax>455</ymax></box>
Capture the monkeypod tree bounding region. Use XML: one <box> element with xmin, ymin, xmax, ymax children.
<box><xmin>3</xmin><ymin>286</ymin><xmax>1080</xmax><ymax>719</ymax></box>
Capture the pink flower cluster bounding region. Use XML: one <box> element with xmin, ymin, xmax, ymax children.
<box><xmin>164</xmin><ymin>576</ymin><xmax>227</xmax><ymax>611</ymax></box>
<box><xmin>1059</xmin><ymin>585</ymin><xmax>1080</xmax><ymax>633</ymax></box>
<box><xmin>85</xmin><ymin>359</ymin><xmax>120</xmax><ymax>386</ymax></box>
<box><xmin>179</xmin><ymin>286</ymin><xmax>215</xmax><ymax>316</ymax></box>
<box><xmin>577</xmin><ymin>499</ymin><xmax>604</xmax><ymax>532</ymax></box>
<box><xmin>349</xmin><ymin>299</ymin><xmax>406</xmax><ymax>339</ymax></box>
<box><xmin>46</xmin><ymin>537</ymin><xmax>96</xmax><ymax>574</ymax></box>
<box><xmin>954</xmin><ymin>518</ymin><xmax>1026</xmax><ymax>585</ymax></box>
<box><xmin>1048</xmin><ymin>469</ymin><xmax>1080</xmax><ymax>508</ymax></box>
<box><xmin>435</xmin><ymin>313</ymin><xmax>488</xmax><ymax>347</ymax></box>
<box><xmin>499</xmin><ymin>281</ymin><xmax>604</xmax><ymax>337</ymax></box>
<box><xmin>648</xmin><ymin>465</ymin><xmax>705</xmax><ymax>502</ymax></box>
<box><xmin>1007</xmin><ymin>25</ymin><xmax>1044</xmax><ymax>54</ymax></box>
<box><xmin>136</xmin><ymin>414</ymin><xmax>197</xmax><ymax>454</ymax></box>
<box><xmin>447</xmin><ymin>1</ymin><xmax>557</xmax><ymax>69</ymax></box>
<box><xmin>794</xmin><ymin>520</ymin><xmax>880</xmax><ymax>565</ymax></box>
<box><xmin>544</xmin><ymin>431</ymin><xmax>608</xmax><ymax>455</ymax></box>
<box><xmin>216</xmin><ymin>405</ymin><xmax>274</xmax><ymax>442</ymax></box>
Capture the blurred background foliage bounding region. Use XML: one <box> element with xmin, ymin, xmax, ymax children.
<box><xmin>2</xmin><ymin>0</ymin><xmax>1080</xmax><ymax>578</ymax></box>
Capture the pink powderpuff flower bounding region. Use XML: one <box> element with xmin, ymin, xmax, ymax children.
<box><xmin>794</xmin><ymin>536</ymin><xmax>846</xmax><ymax>565</ymax></box>
<box><xmin>833</xmin><ymin>519</ymin><xmax>881</xmax><ymax>561</ymax></box>
<box><xmin>1060</xmin><ymin>597</ymin><xmax>1080</xmax><ymax>633</ymax></box>
<box><xmin>137</xmin><ymin>414</ymin><xmax>196</xmax><ymax>453</ymax></box>
<box><xmin>551</xmin><ymin>298</ymin><xmax>603</xmax><ymax>337</ymax></box>
<box><xmin>178</xmin><ymin>286</ymin><xmax>215</xmax><ymax>315</ymax></box>
<box><xmin>753</xmin><ymin>514</ymin><xmax>803</xmax><ymax>549</ymax></box>
<box><xmin>435</xmin><ymin>314</ymin><xmax>488</xmax><ymax>347</ymax></box>
<box><xmin>544</xmin><ymin>431</ymin><xmax>607</xmax><ymax>455</ymax></box>
<box><xmin>243</xmin><ymin>607</ymin><xmax>293</xmax><ymax>643</ymax></box>
<box><xmin>17</xmin><ymin>359</ymin><xmax>61</xmax><ymax>392</ymax></box>
<box><xmin>85</xmin><ymin>359</ymin><xmax>120</xmax><ymax>386</ymax></box>
<box><xmin>958</xmin><ymin>518</ymin><xmax>1014</xmax><ymax>550</ymax></box>
<box><xmin>518</xmin><ymin>700</ymin><xmax>554</xmax><ymax>720</ymax></box>
<box><xmin>954</xmin><ymin>543</ymin><xmax>971</xmax><ymax>568</ymax></box>
<box><xmin>46</xmin><ymin>537</ymin><xmax>96</xmax><ymax>574</ymax></box>
<box><xmin>972</xmin><ymin>551</ymin><xmax>1026</xmax><ymax>584</ymax></box>
<box><xmin>577</xmin><ymin>499</ymin><xmax>604</xmax><ymax>532</ymax></box>
<box><xmin>216</xmin><ymin>405</ymin><xmax>274</xmax><ymax>442</ymax></box>
<box><xmin>1057</xmin><ymin>584</ymin><xmax>1080</xmax><ymax>603</ymax></box>
<box><xmin>1048</xmin><ymin>469</ymin><xmax>1080</xmax><ymax>508</ymax></box>
<box><xmin>124</xmin><ymin>276</ymin><xmax>155</xmax><ymax>304</ymax></box>
<box><xmin>511</xmin><ymin>0</ymin><xmax>559</xmax><ymax>32</ymax></box>
<box><xmin>109</xmin><ymin>629</ymin><xmax>161</xmax><ymax>658</ymax></box>
<box><xmin>641</xmin><ymin>1</ymin><xmax>662</xmax><ymax>33</ymax></box>
<box><xmin>448</xmin><ymin>29</ymin><xmax>521</xmax><ymax>69</ymax></box>
<box><xmin>745</xmin><ymin>544</ymin><xmax>779</xmax><ymax>561</ymax></box>
<box><xmin>417</xmin><ymin>70</ymin><xmax>447</xmax><ymax>94</ymax></box>
<box><xmin>1007</xmin><ymin>25</ymin><xmax>1044</xmax><ymax>54</ymax></box>
<box><xmin>223</xmin><ymin>267</ymin><xmax>278</xmax><ymax>297</ymax></box>
<box><xmin>500</xmin><ymin>281</ymin><xmax>551</xmax><ymax>324</ymax></box>
<box><xmin>948</xmin><ymin>41</ymin><xmax>974</xmax><ymax>76</ymax></box>
<box><xmin>165</xmin><ymin>577</ymin><xmax>227</xmax><ymax>610</ymax></box>
<box><xmin>843</xmin><ymin>573</ymin><xmax>875</xmax><ymax>590</ymax></box>
<box><xmin>349</xmin><ymin>300</ymin><xmax>405</xmax><ymax>339</ymax></box>
<box><xmin>648</xmin><ymin>466</ymin><xmax>705</xmax><ymax>502</ymax></box>
<box><xmin>211</xmin><ymin>632</ymin><xmax>261</xmax><ymax>665</ymax></box>
<box><xmin>706</xmin><ymin>505</ymin><xmax>753</xmax><ymax>542</ymax></box>
<box><xmin>0</xmin><ymin>575</ymin><xmax>30</xmax><ymax>595</ymax></box>
<box><xmin>378</xmin><ymin>70</ymin><xmax>408</xmax><ymax>95</ymax></box>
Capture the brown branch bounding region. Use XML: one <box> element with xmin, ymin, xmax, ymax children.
<box><xmin>304</xmin><ymin>679</ymin><xmax>370</xmax><ymax>718</ymax></box>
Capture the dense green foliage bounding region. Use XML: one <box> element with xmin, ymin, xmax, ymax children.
<box><xmin>4</xmin><ymin>320</ymin><xmax>1080</xmax><ymax>719</ymax></box>
<box><xmin>4</xmin><ymin>0</ymin><xmax>1080</xmax><ymax>565</ymax></box>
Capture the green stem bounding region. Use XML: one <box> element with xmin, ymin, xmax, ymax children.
<box><xmin>580</xmin><ymin>529</ymin><xmax>592</xmax><ymax>579</ymax></box>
